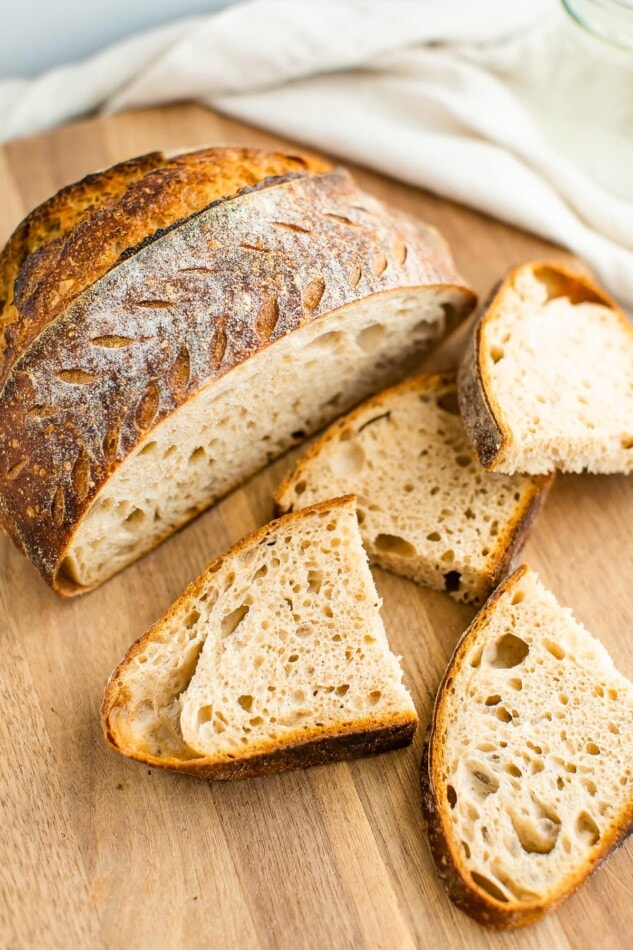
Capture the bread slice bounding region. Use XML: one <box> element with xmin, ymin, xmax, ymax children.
<box><xmin>275</xmin><ymin>373</ymin><xmax>552</xmax><ymax>605</ymax></box>
<box><xmin>458</xmin><ymin>262</ymin><xmax>633</xmax><ymax>474</ymax></box>
<box><xmin>421</xmin><ymin>565</ymin><xmax>633</xmax><ymax>929</ymax></box>
<box><xmin>0</xmin><ymin>148</ymin><xmax>476</xmax><ymax>595</ymax></box>
<box><xmin>102</xmin><ymin>496</ymin><xmax>418</xmax><ymax>780</ymax></box>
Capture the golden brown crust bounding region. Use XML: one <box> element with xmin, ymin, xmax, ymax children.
<box><xmin>457</xmin><ymin>261</ymin><xmax>633</xmax><ymax>471</ymax></box>
<box><xmin>0</xmin><ymin>147</ymin><xmax>329</xmax><ymax>390</ymax></box>
<box><xmin>104</xmin><ymin>715</ymin><xmax>417</xmax><ymax>781</ymax></box>
<box><xmin>0</xmin><ymin>151</ymin><xmax>166</xmax><ymax>328</ymax></box>
<box><xmin>101</xmin><ymin>496</ymin><xmax>418</xmax><ymax>780</ymax></box>
<box><xmin>275</xmin><ymin>371</ymin><xmax>552</xmax><ymax>604</ymax></box>
<box><xmin>420</xmin><ymin>565</ymin><xmax>633</xmax><ymax>929</ymax></box>
<box><xmin>0</xmin><ymin>155</ymin><xmax>475</xmax><ymax>594</ymax></box>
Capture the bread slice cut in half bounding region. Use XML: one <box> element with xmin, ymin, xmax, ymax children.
<box><xmin>421</xmin><ymin>565</ymin><xmax>633</xmax><ymax>929</ymax></box>
<box><xmin>458</xmin><ymin>262</ymin><xmax>633</xmax><ymax>474</ymax></box>
<box><xmin>275</xmin><ymin>373</ymin><xmax>552</xmax><ymax>605</ymax></box>
<box><xmin>102</xmin><ymin>496</ymin><xmax>418</xmax><ymax>780</ymax></box>
<box><xmin>0</xmin><ymin>147</ymin><xmax>476</xmax><ymax>595</ymax></box>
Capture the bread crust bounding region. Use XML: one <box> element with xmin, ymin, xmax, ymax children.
<box><xmin>275</xmin><ymin>372</ymin><xmax>553</xmax><ymax>603</ymax></box>
<box><xmin>0</xmin><ymin>155</ymin><xmax>475</xmax><ymax>594</ymax></box>
<box><xmin>420</xmin><ymin>564</ymin><xmax>633</xmax><ymax>929</ymax></box>
<box><xmin>102</xmin><ymin>496</ymin><xmax>418</xmax><ymax>779</ymax></box>
<box><xmin>1</xmin><ymin>148</ymin><xmax>329</xmax><ymax>390</ymax></box>
<box><xmin>457</xmin><ymin>261</ymin><xmax>632</xmax><ymax>471</ymax></box>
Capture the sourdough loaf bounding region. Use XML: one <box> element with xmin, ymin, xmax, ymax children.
<box><xmin>276</xmin><ymin>372</ymin><xmax>552</xmax><ymax>604</ymax></box>
<box><xmin>421</xmin><ymin>565</ymin><xmax>633</xmax><ymax>929</ymax></box>
<box><xmin>102</xmin><ymin>496</ymin><xmax>418</xmax><ymax>780</ymax></box>
<box><xmin>458</xmin><ymin>262</ymin><xmax>633</xmax><ymax>474</ymax></box>
<box><xmin>0</xmin><ymin>147</ymin><xmax>476</xmax><ymax>594</ymax></box>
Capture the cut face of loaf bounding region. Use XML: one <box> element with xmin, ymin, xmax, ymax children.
<box><xmin>62</xmin><ymin>289</ymin><xmax>465</xmax><ymax>590</ymax></box>
<box><xmin>0</xmin><ymin>148</ymin><xmax>476</xmax><ymax>594</ymax></box>
<box><xmin>459</xmin><ymin>262</ymin><xmax>633</xmax><ymax>474</ymax></box>
<box><xmin>421</xmin><ymin>565</ymin><xmax>633</xmax><ymax>929</ymax></box>
<box><xmin>276</xmin><ymin>373</ymin><xmax>552</xmax><ymax>605</ymax></box>
<box><xmin>102</xmin><ymin>497</ymin><xmax>418</xmax><ymax>780</ymax></box>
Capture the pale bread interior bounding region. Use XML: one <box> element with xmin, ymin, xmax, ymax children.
<box><xmin>62</xmin><ymin>287</ymin><xmax>462</xmax><ymax>590</ymax></box>
<box><xmin>276</xmin><ymin>376</ymin><xmax>545</xmax><ymax>604</ymax></box>
<box><xmin>434</xmin><ymin>567</ymin><xmax>633</xmax><ymax>909</ymax></box>
<box><xmin>106</xmin><ymin>498</ymin><xmax>417</xmax><ymax>766</ymax></box>
<box><xmin>480</xmin><ymin>268</ymin><xmax>633</xmax><ymax>474</ymax></box>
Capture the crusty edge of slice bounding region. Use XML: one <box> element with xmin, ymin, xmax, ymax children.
<box><xmin>457</xmin><ymin>261</ymin><xmax>631</xmax><ymax>472</ymax></box>
<box><xmin>274</xmin><ymin>371</ymin><xmax>553</xmax><ymax>603</ymax></box>
<box><xmin>420</xmin><ymin>564</ymin><xmax>633</xmax><ymax>929</ymax></box>
<box><xmin>101</xmin><ymin>495</ymin><xmax>419</xmax><ymax>780</ymax></box>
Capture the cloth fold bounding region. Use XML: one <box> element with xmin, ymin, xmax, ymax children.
<box><xmin>2</xmin><ymin>0</ymin><xmax>632</xmax><ymax>308</ymax></box>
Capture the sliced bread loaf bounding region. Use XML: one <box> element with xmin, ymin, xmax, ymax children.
<box><xmin>0</xmin><ymin>148</ymin><xmax>476</xmax><ymax>595</ymax></box>
<box><xmin>102</xmin><ymin>496</ymin><xmax>418</xmax><ymax>780</ymax></box>
<box><xmin>275</xmin><ymin>373</ymin><xmax>552</xmax><ymax>605</ymax></box>
<box><xmin>421</xmin><ymin>565</ymin><xmax>633</xmax><ymax>929</ymax></box>
<box><xmin>459</xmin><ymin>262</ymin><xmax>633</xmax><ymax>474</ymax></box>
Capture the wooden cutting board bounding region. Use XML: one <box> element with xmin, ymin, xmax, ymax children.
<box><xmin>1</xmin><ymin>104</ymin><xmax>631</xmax><ymax>950</ymax></box>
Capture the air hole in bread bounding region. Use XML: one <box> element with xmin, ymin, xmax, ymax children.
<box><xmin>447</xmin><ymin>784</ymin><xmax>458</xmax><ymax>808</ymax></box>
<box><xmin>586</xmin><ymin>742</ymin><xmax>600</xmax><ymax>755</ymax></box>
<box><xmin>490</xmin><ymin>634</ymin><xmax>529</xmax><ymax>669</ymax></box>
<box><xmin>124</xmin><ymin>507</ymin><xmax>146</xmax><ymax>528</ymax></box>
<box><xmin>374</xmin><ymin>533</ymin><xmax>417</xmax><ymax>558</ymax></box>
<box><xmin>484</xmin><ymin>694</ymin><xmax>501</xmax><ymax>706</ymax></box>
<box><xmin>443</xmin><ymin>570</ymin><xmax>461</xmax><ymax>593</ymax></box>
<box><xmin>427</xmin><ymin>531</ymin><xmax>441</xmax><ymax>542</ymax></box>
<box><xmin>582</xmin><ymin>778</ymin><xmax>597</xmax><ymax>796</ymax></box>
<box><xmin>221</xmin><ymin>605</ymin><xmax>249</xmax><ymax>638</ymax></box>
<box><xmin>237</xmin><ymin>695</ymin><xmax>253</xmax><ymax>713</ymax></box>
<box><xmin>331</xmin><ymin>441</ymin><xmax>366</xmax><ymax>477</ymax></box>
<box><xmin>197</xmin><ymin>705</ymin><xmax>213</xmax><ymax>724</ymax></box>
<box><xmin>496</xmin><ymin>707</ymin><xmax>512</xmax><ymax>723</ymax></box>
<box><xmin>356</xmin><ymin>323</ymin><xmax>387</xmax><ymax>353</ymax></box>
<box><xmin>470</xmin><ymin>872</ymin><xmax>509</xmax><ymax>904</ymax></box>
<box><xmin>306</xmin><ymin>329</ymin><xmax>345</xmax><ymax>352</ymax></box>
<box><xmin>490</xmin><ymin>345</ymin><xmax>504</xmax><ymax>364</ymax></box>
<box><xmin>468</xmin><ymin>765</ymin><xmax>499</xmax><ymax>799</ymax></box>
<box><xmin>511</xmin><ymin>810</ymin><xmax>560</xmax><ymax>854</ymax></box>
<box><xmin>544</xmin><ymin>640</ymin><xmax>566</xmax><ymax>661</ymax></box>
<box><xmin>307</xmin><ymin>569</ymin><xmax>323</xmax><ymax>594</ymax></box>
<box><xmin>575</xmin><ymin>811</ymin><xmax>600</xmax><ymax>846</ymax></box>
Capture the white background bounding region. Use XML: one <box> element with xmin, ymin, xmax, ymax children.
<box><xmin>3</xmin><ymin>0</ymin><xmax>239</xmax><ymax>77</ymax></box>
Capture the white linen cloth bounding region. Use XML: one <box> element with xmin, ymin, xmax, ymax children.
<box><xmin>2</xmin><ymin>0</ymin><xmax>633</xmax><ymax>308</ymax></box>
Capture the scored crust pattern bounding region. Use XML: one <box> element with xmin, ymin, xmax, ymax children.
<box><xmin>0</xmin><ymin>167</ymin><xmax>473</xmax><ymax>588</ymax></box>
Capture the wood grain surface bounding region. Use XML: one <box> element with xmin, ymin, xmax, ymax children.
<box><xmin>1</xmin><ymin>104</ymin><xmax>631</xmax><ymax>950</ymax></box>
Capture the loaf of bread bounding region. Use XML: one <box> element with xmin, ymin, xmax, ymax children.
<box><xmin>276</xmin><ymin>372</ymin><xmax>552</xmax><ymax>604</ymax></box>
<box><xmin>102</xmin><ymin>496</ymin><xmax>418</xmax><ymax>780</ymax></box>
<box><xmin>421</xmin><ymin>565</ymin><xmax>633</xmax><ymax>929</ymax></box>
<box><xmin>0</xmin><ymin>147</ymin><xmax>475</xmax><ymax>595</ymax></box>
<box><xmin>459</xmin><ymin>262</ymin><xmax>633</xmax><ymax>474</ymax></box>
